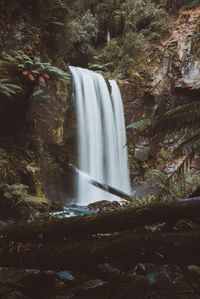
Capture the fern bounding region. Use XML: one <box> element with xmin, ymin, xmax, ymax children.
<box><xmin>31</xmin><ymin>89</ymin><xmax>51</xmax><ymax>101</ymax></box>
<box><xmin>0</xmin><ymin>51</ymin><xmax>71</xmax><ymax>100</ymax></box>
<box><xmin>0</xmin><ymin>79</ymin><xmax>23</xmax><ymax>97</ymax></box>
<box><xmin>149</xmin><ymin>161</ymin><xmax>200</xmax><ymax>199</ymax></box>
<box><xmin>0</xmin><ymin>183</ymin><xmax>48</xmax><ymax>220</ymax></box>
<box><xmin>128</xmin><ymin>99</ymin><xmax>200</xmax><ymax>194</ymax></box>
<box><xmin>51</xmin><ymin>0</ymin><xmax>68</xmax><ymax>11</ymax></box>
<box><xmin>1</xmin><ymin>51</ymin><xmax>71</xmax><ymax>85</ymax></box>
<box><xmin>127</xmin><ymin>118</ymin><xmax>152</xmax><ymax>130</ymax></box>
<box><xmin>130</xmin><ymin>194</ymin><xmax>171</xmax><ymax>208</ymax></box>
<box><xmin>128</xmin><ymin>100</ymin><xmax>200</xmax><ymax>155</ymax></box>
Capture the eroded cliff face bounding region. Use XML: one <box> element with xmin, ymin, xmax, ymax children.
<box><xmin>121</xmin><ymin>6</ymin><xmax>200</xmax><ymax>197</ymax></box>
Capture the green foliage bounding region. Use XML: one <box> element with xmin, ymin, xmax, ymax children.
<box><xmin>48</xmin><ymin>0</ymin><xmax>70</xmax><ymax>29</ymax></box>
<box><xmin>148</xmin><ymin>167</ymin><xmax>200</xmax><ymax>198</ymax></box>
<box><xmin>144</xmin><ymin>18</ymin><xmax>169</xmax><ymax>42</ymax></box>
<box><xmin>80</xmin><ymin>0</ymin><xmax>171</xmax><ymax>78</ymax></box>
<box><xmin>50</xmin><ymin>0</ymin><xmax>69</xmax><ymax>12</ymax></box>
<box><xmin>21</xmin><ymin>161</ymin><xmax>40</xmax><ymax>174</ymax></box>
<box><xmin>31</xmin><ymin>89</ymin><xmax>51</xmax><ymax>101</ymax></box>
<box><xmin>129</xmin><ymin>100</ymin><xmax>200</xmax><ymax>156</ymax></box>
<box><xmin>71</xmin><ymin>11</ymin><xmax>99</xmax><ymax>44</ymax></box>
<box><xmin>92</xmin><ymin>31</ymin><xmax>149</xmax><ymax>78</ymax></box>
<box><xmin>129</xmin><ymin>97</ymin><xmax>200</xmax><ymax>196</ymax></box>
<box><xmin>69</xmin><ymin>10</ymin><xmax>99</xmax><ymax>64</ymax></box>
<box><xmin>0</xmin><ymin>79</ymin><xmax>23</xmax><ymax>98</ymax></box>
<box><xmin>2</xmin><ymin>51</ymin><xmax>70</xmax><ymax>85</ymax></box>
<box><xmin>0</xmin><ymin>51</ymin><xmax>71</xmax><ymax>101</ymax></box>
<box><xmin>92</xmin><ymin>39</ymin><xmax>121</xmax><ymax>72</ymax></box>
<box><xmin>130</xmin><ymin>194</ymin><xmax>170</xmax><ymax>207</ymax></box>
<box><xmin>0</xmin><ymin>183</ymin><xmax>48</xmax><ymax>220</ymax></box>
<box><xmin>127</xmin><ymin>119</ymin><xmax>151</xmax><ymax>130</ymax></box>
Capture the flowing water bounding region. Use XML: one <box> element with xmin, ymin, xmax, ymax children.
<box><xmin>69</xmin><ymin>66</ymin><xmax>130</xmax><ymax>205</ymax></box>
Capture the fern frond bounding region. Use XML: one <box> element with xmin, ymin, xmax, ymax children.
<box><xmin>0</xmin><ymin>79</ymin><xmax>23</xmax><ymax>97</ymax></box>
<box><xmin>127</xmin><ymin>118</ymin><xmax>152</xmax><ymax>130</ymax></box>
<box><xmin>128</xmin><ymin>102</ymin><xmax>200</xmax><ymax>137</ymax></box>
<box><xmin>134</xmin><ymin>102</ymin><xmax>200</xmax><ymax>142</ymax></box>
<box><xmin>44</xmin><ymin>65</ymin><xmax>71</xmax><ymax>83</ymax></box>
<box><xmin>1</xmin><ymin>51</ymin><xmax>71</xmax><ymax>85</ymax></box>
<box><xmin>51</xmin><ymin>0</ymin><xmax>68</xmax><ymax>11</ymax></box>
<box><xmin>174</xmin><ymin>131</ymin><xmax>200</xmax><ymax>156</ymax></box>
<box><xmin>149</xmin><ymin>157</ymin><xmax>192</xmax><ymax>198</ymax></box>
<box><xmin>32</xmin><ymin>89</ymin><xmax>50</xmax><ymax>101</ymax></box>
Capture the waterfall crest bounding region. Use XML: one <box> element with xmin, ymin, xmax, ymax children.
<box><xmin>69</xmin><ymin>66</ymin><xmax>130</xmax><ymax>205</ymax></box>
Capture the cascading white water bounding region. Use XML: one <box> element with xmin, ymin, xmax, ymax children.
<box><xmin>69</xmin><ymin>66</ymin><xmax>130</xmax><ymax>205</ymax></box>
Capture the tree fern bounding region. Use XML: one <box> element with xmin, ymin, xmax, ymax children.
<box><xmin>128</xmin><ymin>98</ymin><xmax>200</xmax><ymax>195</ymax></box>
<box><xmin>128</xmin><ymin>100</ymin><xmax>200</xmax><ymax>155</ymax></box>
<box><xmin>149</xmin><ymin>157</ymin><xmax>192</xmax><ymax>198</ymax></box>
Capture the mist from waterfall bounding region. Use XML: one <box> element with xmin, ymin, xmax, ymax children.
<box><xmin>69</xmin><ymin>66</ymin><xmax>130</xmax><ymax>205</ymax></box>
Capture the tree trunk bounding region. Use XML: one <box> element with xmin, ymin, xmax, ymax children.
<box><xmin>2</xmin><ymin>198</ymin><xmax>200</xmax><ymax>242</ymax></box>
<box><xmin>0</xmin><ymin>230</ymin><xmax>200</xmax><ymax>270</ymax></box>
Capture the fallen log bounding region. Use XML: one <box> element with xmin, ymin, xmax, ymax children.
<box><xmin>2</xmin><ymin>198</ymin><xmax>200</xmax><ymax>242</ymax></box>
<box><xmin>66</xmin><ymin>163</ymin><xmax>132</xmax><ymax>202</ymax></box>
<box><xmin>0</xmin><ymin>230</ymin><xmax>200</xmax><ymax>270</ymax></box>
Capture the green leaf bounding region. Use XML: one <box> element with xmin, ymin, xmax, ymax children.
<box><xmin>32</xmin><ymin>89</ymin><xmax>50</xmax><ymax>101</ymax></box>
<box><xmin>127</xmin><ymin>118</ymin><xmax>151</xmax><ymax>129</ymax></box>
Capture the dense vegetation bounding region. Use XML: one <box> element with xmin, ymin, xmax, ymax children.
<box><xmin>0</xmin><ymin>0</ymin><xmax>198</xmax><ymax>77</ymax></box>
<box><xmin>0</xmin><ymin>1</ymin><xmax>200</xmax><ymax>298</ymax></box>
<box><xmin>67</xmin><ymin>0</ymin><xmax>199</xmax><ymax>76</ymax></box>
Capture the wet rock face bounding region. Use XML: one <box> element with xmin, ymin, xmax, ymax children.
<box><xmin>121</xmin><ymin>6</ymin><xmax>200</xmax><ymax>196</ymax></box>
<box><xmin>25</xmin><ymin>81</ymin><xmax>69</xmax><ymax>145</ymax></box>
<box><xmin>0</xmin><ymin>76</ymin><xmax>75</xmax><ymax>206</ymax></box>
<box><xmin>154</xmin><ymin>7</ymin><xmax>200</xmax><ymax>92</ymax></box>
<box><xmin>122</xmin><ymin>6</ymin><xmax>200</xmax><ymax>125</ymax></box>
<box><xmin>0</xmin><ymin>6</ymin><xmax>77</xmax><ymax>206</ymax></box>
<box><xmin>23</xmin><ymin>80</ymin><xmax>77</xmax><ymax>203</ymax></box>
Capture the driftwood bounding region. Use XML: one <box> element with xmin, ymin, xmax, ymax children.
<box><xmin>2</xmin><ymin>198</ymin><xmax>200</xmax><ymax>242</ymax></box>
<box><xmin>0</xmin><ymin>230</ymin><xmax>200</xmax><ymax>270</ymax></box>
<box><xmin>66</xmin><ymin>163</ymin><xmax>132</xmax><ymax>201</ymax></box>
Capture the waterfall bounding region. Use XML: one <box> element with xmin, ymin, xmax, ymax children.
<box><xmin>69</xmin><ymin>66</ymin><xmax>130</xmax><ymax>205</ymax></box>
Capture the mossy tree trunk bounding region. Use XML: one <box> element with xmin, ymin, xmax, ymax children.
<box><xmin>0</xmin><ymin>230</ymin><xmax>200</xmax><ymax>270</ymax></box>
<box><xmin>2</xmin><ymin>198</ymin><xmax>200</xmax><ymax>242</ymax></box>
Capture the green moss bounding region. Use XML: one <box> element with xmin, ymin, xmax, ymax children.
<box><xmin>0</xmin><ymin>183</ymin><xmax>49</xmax><ymax>220</ymax></box>
<box><xmin>56</xmin><ymin>80</ymin><xmax>69</xmax><ymax>104</ymax></box>
<box><xmin>53</xmin><ymin>127</ymin><xmax>64</xmax><ymax>145</ymax></box>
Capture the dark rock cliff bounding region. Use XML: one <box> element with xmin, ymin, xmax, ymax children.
<box><xmin>0</xmin><ymin>2</ymin><xmax>77</xmax><ymax>216</ymax></box>
<box><xmin>121</xmin><ymin>6</ymin><xmax>200</xmax><ymax>197</ymax></box>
